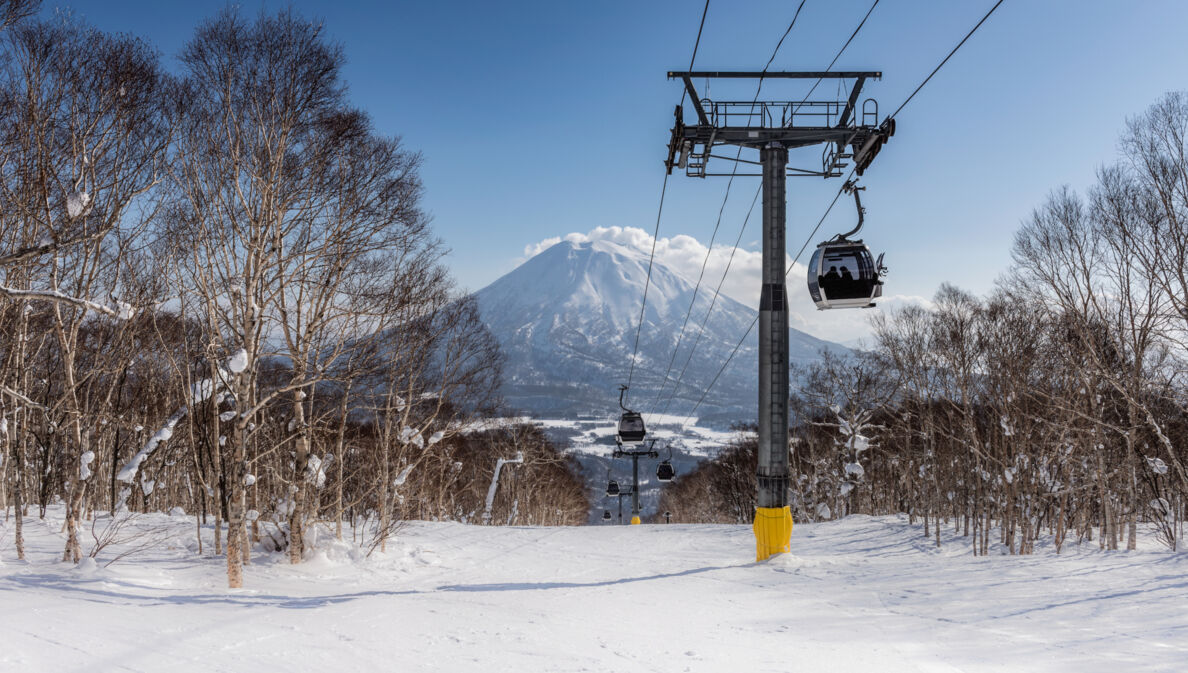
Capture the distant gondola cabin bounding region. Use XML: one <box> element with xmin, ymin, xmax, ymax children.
<box><xmin>617</xmin><ymin>412</ymin><xmax>646</xmax><ymax>444</ymax></box>
<box><xmin>656</xmin><ymin>460</ymin><xmax>675</xmax><ymax>482</ymax></box>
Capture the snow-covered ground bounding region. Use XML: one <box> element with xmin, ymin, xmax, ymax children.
<box><xmin>1</xmin><ymin>509</ymin><xmax>1184</xmax><ymax>672</ymax></box>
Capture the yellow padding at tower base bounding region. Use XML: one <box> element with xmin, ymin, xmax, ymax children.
<box><xmin>753</xmin><ymin>506</ymin><xmax>793</xmax><ymax>561</ymax></box>
<box><xmin>630</xmin><ymin>515</ymin><xmax>641</xmax><ymax>525</ymax></box>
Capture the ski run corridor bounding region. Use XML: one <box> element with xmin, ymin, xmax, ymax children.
<box><xmin>2</xmin><ymin>509</ymin><xmax>1185</xmax><ymax>672</ymax></box>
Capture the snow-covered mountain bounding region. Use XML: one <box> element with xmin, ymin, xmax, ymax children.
<box><xmin>474</xmin><ymin>239</ymin><xmax>847</xmax><ymax>423</ymax></box>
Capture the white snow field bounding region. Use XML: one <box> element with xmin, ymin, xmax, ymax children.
<box><xmin>1</xmin><ymin>509</ymin><xmax>1185</xmax><ymax>672</ymax></box>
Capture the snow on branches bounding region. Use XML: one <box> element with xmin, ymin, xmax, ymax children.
<box><xmin>116</xmin><ymin>349</ymin><xmax>253</xmax><ymax>483</ymax></box>
<box><xmin>0</xmin><ymin>286</ymin><xmax>136</xmax><ymax>321</ymax></box>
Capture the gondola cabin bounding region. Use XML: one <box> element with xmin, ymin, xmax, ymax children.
<box><xmin>656</xmin><ymin>460</ymin><xmax>675</xmax><ymax>482</ymax></box>
<box><xmin>807</xmin><ymin>241</ymin><xmax>884</xmax><ymax>310</ymax></box>
<box><xmin>606</xmin><ymin>480</ymin><xmax>620</xmax><ymax>497</ymax></box>
<box><xmin>617</xmin><ymin>411</ymin><xmax>647</xmax><ymax>444</ymax></box>
<box><xmin>602</xmin><ymin>510</ymin><xmax>612</xmax><ymax>521</ymax></box>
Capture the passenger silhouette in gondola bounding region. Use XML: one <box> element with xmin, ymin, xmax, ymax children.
<box><xmin>839</xmin><ymin>265</ymin><xmax>855</xmax><ymax>296</ymax></box>
<box><xmin>822</xmin><ymin>265</ymin><xmax>841</xmax><ymax>295</ymax></box>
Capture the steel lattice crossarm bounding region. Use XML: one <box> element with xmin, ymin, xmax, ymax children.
<box><xmin>664</xmin><ymin>71</ymin><xmax>896</xmax><ymax>178</ymax></box>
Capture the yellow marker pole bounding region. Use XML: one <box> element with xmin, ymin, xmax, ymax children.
<box><xmin>628</xmin><ymin>447</ymin><xmax>644</xmax><ymax>525</ymax></box>
<box><xmin>753</xmin><ymin>506</ymin><xmax>793</xmax><ymax>561</ymax></box>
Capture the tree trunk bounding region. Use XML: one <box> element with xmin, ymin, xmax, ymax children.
<box><xmin>289</xmin><ymin>390</ymin><xmax>310</xmax><ymax>564</ymax></box>
<box><xmin>1124</xmin><ymin>415</ymin><xmax>1138</xmax><ymax>551</ymax></box>
<box><xmin>13</xmin><ymin>421</ymin><xmax>26</xmax><ymax>561</ymax></box>
<box><xmin>1096</xmin><ymin>450</ymin><xmax>1114</xmax><ymax>550</ymax></box>
<box><xmin>213</xmin><ymin>499</ymin><xmax>223</xmax><ymax>556</ymax></box>
<box><xmin>378</xmin><ymin>447</ymin><xmax>392</xmax><ymax>554</ymax></box>
<box><xmin>225</xmin><ymin>420</ymin><xmax>247</xmax><ymax>588</ymax></box>
<box><xmin>1055</xmin><ymin>492</ymin><xmax>1067</xmax><ymax>554</ymax></box>
<box><xmin>334</xmin><ymin>393</ymin><xmax>349</xmax><ymax>540</ymax></box>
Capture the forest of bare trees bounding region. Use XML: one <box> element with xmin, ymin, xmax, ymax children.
<box><xmin>0</xmin><ymin>4</ymin><xmax>588</xmax><ymax>587</ymax></box>
<box><xmin>662</xmin><ymin>92</ymin><xmax>1188</xmax><ymax>554</ymax></box>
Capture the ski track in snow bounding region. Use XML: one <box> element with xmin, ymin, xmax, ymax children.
<box><xmin>1</xmin><ymin>510</ymin><xmax>1185</xmax><ymax>672</ymax></box>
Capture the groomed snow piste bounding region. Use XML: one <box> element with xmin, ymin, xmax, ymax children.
<box><xmin>1</xmin><ymin>509</ymin><xmax>1184</xmax><ymax>672</ymax></box>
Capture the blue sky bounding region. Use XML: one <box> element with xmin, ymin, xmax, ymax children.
<box><xmin>49</xmin><ymin>0</ymin><xmax>1188</xmax><ymax>339</ymax></box>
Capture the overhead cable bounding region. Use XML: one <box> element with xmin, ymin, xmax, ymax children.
<box><xmin>625</xmin><ymin>1</ymin><xmax>712</xmax><ymax>394</ymax></box>
<box><xmin>677</xmin><ymin>0</ymin><xmax>1007</xmax><ymax>420</ymax></box>
<box><xmin>646</xmin><ymin>1</ymin><xmax>806</xmax><ymax>418</ymax></box>
<box><xmin>888</xmin><ymin>0</ymin><xmax>1005</xmax><ymax>120</ymax></box>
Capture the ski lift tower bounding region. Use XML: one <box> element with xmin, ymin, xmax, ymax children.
<box><xmin>664</xmin><ymin>71</ymin><xmax>894</xmax><ymax>561</ymax></box>
<box><xmin>612</xmin><ymin>440</ymin><xmax>659</xmax><ymax>525</ymax></box>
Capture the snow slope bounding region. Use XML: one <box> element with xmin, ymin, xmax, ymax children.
<box><xmin>474</xmin><ymin>239</ymin><xmax>847</xmax><ymax>422</ymax></box>
<box><xmin>2</xmin><ymin>509</ymin><xmax>1185</xmax><ymax>672</ymax></box>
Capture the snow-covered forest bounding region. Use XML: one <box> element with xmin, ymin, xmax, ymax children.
<box><xmin>0</xmin><ymin>4</ymin><xmax>589</xmax><ymax>588</ymax></box>
<box><xmin>663</xmin><ymin>93</ymin><xmax>1188</xmax><ymax>555</ymax></box>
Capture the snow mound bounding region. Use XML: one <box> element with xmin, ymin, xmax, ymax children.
<box><xmin>74</xmin><ymin>557</ymin><xmax>99</xmax><ymax>575</ymax></box>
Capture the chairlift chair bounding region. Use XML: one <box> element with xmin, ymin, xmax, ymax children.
<box><xmin>807</xmin><ymin>180</ymin><xmax>887</xmax><ymax>310</ymax></box>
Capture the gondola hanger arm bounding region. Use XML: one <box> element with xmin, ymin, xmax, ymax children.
<box><xmin>834</xmin><ymin>179</ymin><xmax>866</xmax><ymax>241</ymax></box>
